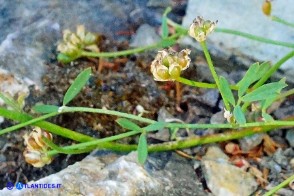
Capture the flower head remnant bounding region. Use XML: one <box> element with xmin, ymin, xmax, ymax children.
<box><xmin>188</xmin><ymin>16</ymin><xmax>217</xmax><ymax>42</ymax></box>
<box><xmin>151</xmin><ymin>48</ymin><xmax>191</xmax><ymax>81</ymax></box>
<box><xmin>57</xmin><ymin>25</ymin><xmax>99</xmax><ymax>62</ymax></box>
<box><xmin>23</xmin><ymin>127</ymin><xmax>53</xmax><ymax>167</ymax></box>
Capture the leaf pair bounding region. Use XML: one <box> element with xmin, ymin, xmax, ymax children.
<box><xmin>237</xmin><ymin>62</ymin><xmax>271</xmax><ymax>97</ymax></box>
<box><xmin>116</xmin><ymin>118</ymin><xmax>166</xmax><ymax>164</ymax></box>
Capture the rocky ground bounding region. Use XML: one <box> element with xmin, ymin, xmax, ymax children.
<box><xmin>0</xmin><ymin>0</ymin><xmax>293</xmax><ymax>195</ymax></box>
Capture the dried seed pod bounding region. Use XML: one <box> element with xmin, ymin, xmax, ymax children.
<box><xmin>23</xmin><ymin>149</ymin><xmax>52</xmax><ymax>168</ymax></box>
<box><xmin>262</xmin><ymin>0</ymin><xmax>272</xmax><ymax>16</ymax></box>
<box><xmin>189</xmin><ymin>16</ymin><xmax>217</xmax><ymax>42</ymax></box>
<box><xmin>150</xmin><ymin>48</ymin><xmax>191</xmax><ymax>81</ymax></box>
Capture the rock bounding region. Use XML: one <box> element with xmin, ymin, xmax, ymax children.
<box><xmin>286</xmin><ymin>130</ymin><xmax>294</xmax><ymax>147</ymax></box>
<box><xmin>210</xmin><ymin>111</ymin><xmax>226</xmax><ymax>124</ymax></box>
<box><xmin>239</xmin><ymin>133</ymin><xmax>265</xmax><ymax>152</ymax></box>
<box><xmin>0</xmin><ymin>0</ymin><xmax>164</xmax><ymax>87</ymax></box>
<box><xmin>273</xmin><ymin>148</ymin><xmax>289</xmax><ymax>169</ymax></box>
<box><xmin>194</xmin><ymin>89</ymin><xmax>219</xmax><ymax>108</ymax></box>
<box><xmin>274</xmin><ymin>105</ymin><xmax>294</xmax><ymax>120</ymax></box>
<box><xmin>182</xmin><ymin>0</ymin><xmax>294</xmax><ymax>78</ymax></box>
<box><xmin>147</xmin><ymin>0</ymin><xmax>173</xmax><ymax>8</ymax></box>
<box><xmin>201</xmin><ymin>146</ymin><xmax>258</xmax><ymax>196</ymax></box>
<box><xmin>0</xmin><ymin>151</ymin><xmax>207</xmax><ymax>195</ymax></box>
<box><xmin>130</xmin><ymin>24</ymin><xmax>161</xmax><ymax>47</ymax></box>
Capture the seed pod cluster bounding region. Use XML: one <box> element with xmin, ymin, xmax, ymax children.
<box><xmin>23</xmin><ymin>127</ymin><xmax>53</xmax><ymax>168</ymax></box>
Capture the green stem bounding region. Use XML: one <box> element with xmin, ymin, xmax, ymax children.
<box><xmin>254</xmin><ymin>50</ymin><xmax>294</xmax><ymax>88</ymax></box>
<box><xmin>177</xmin><ymin>77</ymin><xmax>217</xmax><ymax>88</ymax></box>
<box><xmin>278</xmin><ymin>88</ymin><xmax>294</xmax><ymax>100</ymax></box>
<box><xmin>47</xmin><ymin>129</ymin><xmax>141</xmax><ymax>156</ymax></box>
<box><xmin>263</xmin><ymin>174</ymin><xmax>294</xmax><ymax>196</ymax></box>
<box><xmin>271</xmin><ymin>16</ymin><xmax>294</xmax><ymax>28</ymax></box>
<box><xmin>81</xmin><ymin>33</ymin><xmax>182</xmax><ymax>58</ymax></box>
<box><xmin>166</xmin><ymin>18</ymin><xmax>294</xmax><ymax>49</ymax></box>
<box><xmin>215</xmin><ymin>28</ymin><xmax>294</xmax><ymax>49</ymax></box>
<box><xmin>0</xmin><ymin>108</ymin><xmax>94</xmax><ymax>142</ymax></box>
<box><xmin>200</xmin><ymin>41</ymin><xmax>231</xmax><ymax>110</ymax></box>
<box><xmin>177</xmin><ymin>77</ymin><xmax>238</xmax><ymax>90</ymax></box>
<box><xmin>47</xmin><ymin>120</ymin><xmax>287</xmax><ymax>156</ymax></box>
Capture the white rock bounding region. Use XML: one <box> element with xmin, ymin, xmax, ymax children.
<box><xmin>182</xmin><ymin>0</ymin><xmax>294</xmax><ymax>75</ymax></box>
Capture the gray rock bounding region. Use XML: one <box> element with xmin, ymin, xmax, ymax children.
<box><xmin>182</xmin><ymin>0</ymin><xmax>294</xmax><ymax>77</ymax></box>
<box><xmin>210</xmin><ymin>111</ymin><xmax>226</xmax><ymax>124</ymax></box>
<box><xmin>201</xmin><ymin>146</ymin><xmax>258</xmax><ymax>196</ymax></box>
<box><xmin>0</xmin><ymin>0</ymin><xmax>161</xmax><ymax>87</ymax></box>
<box><xmin>273</xmin><ymin>148</ymin><xmax>289</xmax><ymax>169</ymax></box>
<box><xmin>274</xmin><ymin>106</ymin><xmax>294</xmax><ymax>120</ymax></box>
<box><xmin>130</xmin><ymin>24</ymin><xmax>161</xmax><ymax>47</ymax></box>
<box><xmin>0</xmin><ymin>151</ymin><xmax>207</xmax><ymax>195</ymax></box>
<box><xmin>195</xmin><ymin>89</ymin><xmax>219</xmax><ymax>108</ymax></box>
<box><xmin>147</xmin><ymin>0</ymin><xmax>173</xmax><ymax>8</ymax></box>
<box><xmin>286</xmin><ymin>130</ymin><xmax>294</xmax><ymax>147</ymax></box>
<box><xmin>239</xmin><ymin>133</ymin><xmax>265</xmax><ymax>152</ymax></box>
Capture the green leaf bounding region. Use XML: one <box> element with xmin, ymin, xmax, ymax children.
<box><xmin>161</xmin><ymin>7</ymin><xmax>172</xmax><ymax>39</ymax></box>
<box><xmin>57</xmin><ymin>53</ymin><xmax>77</xmax><ymax>64</ymax></box>
<box><xmin>219</xmin><ymin>76</ymin><xmax>235</xmax><ymax>106</ymax></box>
<box><xmin>241</xmin><ymin>78</ymin><xmax>287</xmax><ymax>102</ymax></box>
<box><xmin>63</xmin><ymin>68</ymin><xmax>92</xmax><ymax>105</ymax></box>
<box><xmin>237</xmin><ymin>62</ymin><xmax>271</xmax><ymax>97</ymax></box>
<box><xmin>0</xmin><ymin>92</ymin><xmax>22</xmax><ymax>112</ymax></box>
<box><xmin>262</xmin><ymin>112</ymin><xmax>274</xmax><ymax>122</ymax></box>
<box><xmin>261</xmin><ymin>95</ymin><xmax>277</xmax><ymax>112</ymax></box>
<box><xmin>137</xmin><ymin>133</ymin><xmax>148</xmax><ymax>164</ymax></box>
<box><xmin>116</xmin><ymin>118</ymin><xmax>141</xmax><ymax>132</ymax></box>
<box><xmin>33</xmin><ymin>105</ymin><xmax>59</xmax><ymax>113</ymax></box>
<box><xmin>143</xmin><ymin>122</ymin><xmax>166</xmax><ymax>132</ymax></box>
<box><xmin>233</xmin><ymin>106</ymin><xmax>246</xmax><ymax>124</ymax></box>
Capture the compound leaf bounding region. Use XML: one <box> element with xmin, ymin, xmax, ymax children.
<box><xmin>219</xmin><ymin>76</ymin><xmax>235</xmax><ymax>106</ymax></box>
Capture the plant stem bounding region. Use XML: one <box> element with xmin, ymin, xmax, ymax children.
<box><xmin>254</xmin><ymin>50</ymin><xmax>294</xmax><ymax>88</ymax></box>
<box><xmin>47</xmin><ymin>119</ymin><xmax>293</xmax><ymax>156</ymax></box>
<box><xmin>166</xmin><ymin>18</ymin><xmax>294</xmax><ymax>49</ymax></box>
<box><xmin>0</xmin><ymin>108</ymin><xmax>94</xmax><ymax>142</ymax></box>
<box><xmin>81</xmin><ymin>33</ymin><xmax>181</xmax><ymax>58</ymax></box>
<box><xmin>271</xmin><ymin>16</ymin><xmax>294</xmax><ymax>28</ymax></box>
<box><xmin>200</xmin><ymin>41</ymin><xmax>231</xmax><ymax>110</ymax></box>
<box><xmin>177</xmin><ymin>77</ymin><xmax>238</xmax><ymax>90</ymax></box>
<box><xmin>215</xmin><ymin>28</ymin><xmax>294</xmax><ymax>49</ymax></box>
<box><xmin>278</xmin><ymin>88</ymin><xmax>294</xmax><ymax>100</ymax></box>
<box><xmin>177</xmin><ymin>77</ymin><xmax>217</xmax><ymax>88</ymax></box>
<box><xmin>263</xmin><ymin>174</ymin><xmax>294</xmax><ymax>196</ymax></box>
<box><xmin>3</xmin><ymin>106</ymin><xmax>294</xmax><ymax>137</ymax></box>
<box><xmin>47</xmin><ymin>129</ymin><xmax>141</xmax><ymax>156</ymax></box>
<box><xmin>62</xmin><ymin>106</ymin><xmax>155</xmax><ymax>124</ymax></box>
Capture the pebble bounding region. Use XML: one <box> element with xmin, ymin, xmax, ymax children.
<box><xmin>210</xmin><ymin>111</ymin><xmax>226</xmax><ymax>124</ymax></box>
<box><xmin>273</xmin><ymin>148</ymin><xmax>289</xmax><ymax>169</ymax></box>
<box><xmin>286</xmin><ymin>130</ymin><xmax>294</xmax><ymax>147</ymax></box>
<box><xmin>239</xmin><ymin>133</ymin><xmax>265</xmax><ymax>152</ymax></box>
<box><xmin>201</xmin><ymin>146</ymin><xmax>258</xmax><ymax>196</ymax></box>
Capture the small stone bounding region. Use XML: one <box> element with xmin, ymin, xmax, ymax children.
<box><xmin>239</xmin><ymin>133</ymin><xmax>265</xmax><ymax>152</ymax></box>
<box><xmin>130</xmin><ymin>24</ymin><xmax>161</xmax><ymax>47</ymax></box>
<box><xmin>210</xmin><ymin>111</ymin><xmax>226</xmax><ymax>124</ymax></box>
<box><xmin>201</xmin><ymin>146</ymin><xmax>258</xmax><ymax>196</ymax></box>
<box><xmin>273</xmin><ymin>148</ymin><xmax>289</xmax><ymax>169</ymax></box>
<box><xmin>286</xmin><ymin>130</ymin><xmax>294</xmax><ymax>147</ymax></box>
<box><xmin>195</xmin><ymin>89</ymin><xmax>219</xmax><ymax>108</ymax></box>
